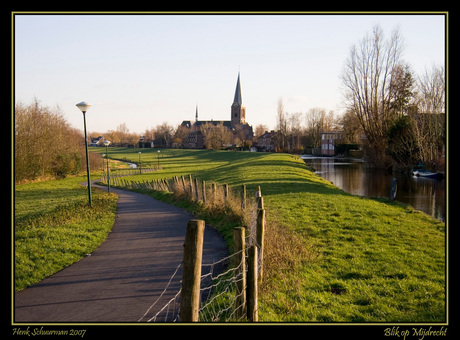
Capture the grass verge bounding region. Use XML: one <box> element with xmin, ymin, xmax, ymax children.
<box><xmin>14</xmin><ymin>175</ymin><xmax>118</xmax><ymax>292</ymax></box>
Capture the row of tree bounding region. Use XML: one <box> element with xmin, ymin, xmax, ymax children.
<box><xmin>91</xmin><ymin>122</ymin><xmax>177</xmax><ymax>148</ymax></box>
<box><xmin>15</xmin><ymin>98</ymin><xmax>103</xmax><ymax>183</ymax></box>
<box><xmin>92</xmin><ymin>121</ymin><xmax>250</xmax><ymax>151</ymax></box>
<box><xmin>273</xmin><ymin>101</ymin><xmax>339</xmax><ymax>153</ymax></box>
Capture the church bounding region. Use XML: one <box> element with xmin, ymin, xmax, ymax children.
<box><xmin>181</xmin><ymin>73</ymin><xmax>253</xmax><ymax>149</ymax></box>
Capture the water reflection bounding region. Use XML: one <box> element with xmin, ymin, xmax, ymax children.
<box><xmin>302</xmin><ymin>156</ymin><xmax>446</xmax><ymax>221</ymax></box>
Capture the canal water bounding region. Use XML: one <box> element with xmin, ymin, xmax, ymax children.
<box><xmin>301</xmin><ymin>156</ymin><xmax>446</xmax><ymax>222</ymax></box>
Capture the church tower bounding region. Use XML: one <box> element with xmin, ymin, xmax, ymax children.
<box><xmin>231</xmin><ymin>72</ymin><xmax>246</xmax><ymax>126</ymax></box>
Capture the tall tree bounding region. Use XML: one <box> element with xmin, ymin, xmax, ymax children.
<box><xmin>411</xmin><ymin>65</ymin><xmax>445</xmax><ymax>165</ymax></box>
<box><xmin>417</xmin><ymin>64</ymin><xmax>445</xmax><ymax>114</ymax></box>
<box><xmin>275</xmin><ymin>98</ymin><xmax>287</xmax><ymax>151</ymax></box>
<box><xmin>305</xmin><ymin>108</ymin><xmax>329</xmax><ymax>148</ymax></box>
<box><xmin>341</xmin><ymin>25</ymin><xmax>404</xmax><ymax>167</ymax></box>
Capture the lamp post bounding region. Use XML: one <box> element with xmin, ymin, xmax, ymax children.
<box><xmin>138</xmin><ymin>151</ymin><xmax>142</xmax><ymax>174</ymax></box>
<box><xmin>76</xmin><ymin>101</ymin><xmax>92</xmax><ymax>207</ymax></box>
<box><xmin>104</xmin><ymin>140</ymin><xmax>111</xmax><ymax>193</ymax></box>
<box><xmin>157</xmin><ymin>149</ymin><xmax>161</xmax><ymax>169</ymax></box>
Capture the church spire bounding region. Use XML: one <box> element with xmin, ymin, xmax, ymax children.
<box><xmin>231</xmin><ymin>72</ymin><xmax>246</xmax><ymax>126</ymax></box>
<box><xmin>195</xmin><ymin>103</ymin><xmax>198</xmax><ymax>122</ymax></box>
<box><xmin>233</xmin><ymin>72</ymin><xmax>242</xmax><ymax>106</ymax></box>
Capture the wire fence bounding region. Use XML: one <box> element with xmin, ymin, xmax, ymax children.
<box><xmin>199</xmin><ymin>247</ymin><xmax>250</xmax><ymax>322</ymax></box>
<box><xmin>104</xmin><ymin>174</ymin><xmax>265</xmax><ymax>322</ymax></box>
<box><xmin>138</xmin><ymin>241</ymin><xmax>260</xmax><ymax>322</ymax></box>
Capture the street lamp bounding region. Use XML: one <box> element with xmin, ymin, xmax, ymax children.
<box><xmin>157</xmin><ymin>149</ymin><xmax>161</xmax><ymax>169</ymax></box>
<box><xmin>138</xmin><ymin>151</ymin><xmax>142</xmax><ymax>174</ymax></box>
<box><xmin>103</xmin><ymin>140</ymin><xmax>111</xmax><ymax>193</ymax></box>
<box><xmin>76</xmin><ymin>101</ymin><xmax>92</xmax><ymax>207</ymax></box>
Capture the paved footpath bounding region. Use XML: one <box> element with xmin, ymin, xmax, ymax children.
<box><xmin>14</xmin><ymin>183</ymin><xmax>227</xmax><ymax>322</ymax></box>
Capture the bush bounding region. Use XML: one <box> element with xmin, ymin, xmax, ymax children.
<box><xmin>52</xmin><ymin>152</ymin><xmax>82</xmax><ymax>178</ymax></box>
<box><xmin>15</xmin><ymin>99</ymin><xmax>86</xmax><ymax>182</ymax></box>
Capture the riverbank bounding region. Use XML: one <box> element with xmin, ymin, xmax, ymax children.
<box><xmin>91</xmin><ymin>148</ymin><xmax>446</xmax><ymax>322</ymax></box>
<box><xmin>302</xmin><ymin>156</ymin><xmax>446</xmax><ymax>221</ymax></box>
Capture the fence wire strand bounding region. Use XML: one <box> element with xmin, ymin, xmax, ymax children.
<box><xmin>138</xmin><ymin>243</ymin><xmax>261</xmax><ymax>322</ymax></box>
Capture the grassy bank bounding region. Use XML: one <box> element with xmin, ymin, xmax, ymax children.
<box><xmin>14</xmin><ymin>175</ymin><xmax>118</xmax><ymax>291</ymax></box>
<box><xmin>91</xmin><ymin>147</ymin><xmax>446</xmax><ymax>322</ymax></box>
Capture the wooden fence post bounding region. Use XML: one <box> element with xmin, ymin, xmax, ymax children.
<box><xmin>194</xmin><ymin>177</ymin><xmax>199</xmax><ymax>201</ymax></box>
<box><xmin>179</xmin><ymin>219</ymin><xmax>205</xmax><ymax>322</ymax></box>
<box><xmin>212</xmin><ymin>183</ymin><xmax>217</xmax><ymax>204</ymax></box>
<box><xmin>202</xmin><ymin>180</ymin><xmax>206</xmax><ymax>204</ymax></box>
<box><xmin>257</xmin><ymin>196</ymin><xmax>264</xmax><ymax>210</ymax></box>
<box><xmin>181</xmin><ymin>175</ymin><xmax>186</xmax><ymax>192</ymax></box>
<box><xmin>241</xmin><ymin>185</ymin><xmax>246</xmax><ymax>211</ymax></box>
<box><xmin>233</xmin><ymin>227</ymin><xmax>246</xmax><ymax>320</ymax></box>
<box><xmin>256</xmin><ymin>208</ymin><xmax>265</xmax><ymax>284</ymax></box>
<box><xmin>255</xmin><ymin>186</ymin><xmax>261</xmax><ymax>199</ymax></box>
<box><xmin>188</xmin><ymin>174</ymin><xmax>193</xmax><ymax>197</ymax></box>
<box><xmin>223</xmin><ymin>184</ymin><xmax>229</xmax><ymax>201</ymax></box>
<box><xmin>247</xmin><ymin>245</ymin><xmax>258</xmax><ymax>322</ymax></box>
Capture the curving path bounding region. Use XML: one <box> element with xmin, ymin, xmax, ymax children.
<box><xmin>14</xmin><ymin>183</ymin><xmax>227</xmax><ymax>322</ymax></box>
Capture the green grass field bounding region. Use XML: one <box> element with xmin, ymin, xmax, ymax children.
<box><xmin>92</xmin><ymin>147</ymin><xmax>446</xmax><ymax>322</ymax></box>
<box><xmin>14</xmin><ymin>175</ymin><xmax>118</xmax><ymax>291</ymax></box>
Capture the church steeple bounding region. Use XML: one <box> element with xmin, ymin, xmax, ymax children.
<box><xmin>195</xmin><ymin>103</ymin><xmax>198</xmax><ymax>122</ymax></box>
<box><xmin>231</xmin><ymin>72</ymin><xmax>246</xmax><ymax>126</ymax></box>
<box><xmin>233</xmin><ymin>72</ymin><xmax>242</xmax><ymax>106</ymax></box>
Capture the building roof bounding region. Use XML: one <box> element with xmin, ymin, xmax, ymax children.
<box><xmin>195</xmin><ymin>120</ymin><xmax>233</xmax><ymax>129</ymax></box>
<box><xmin>181</xmin><ymin>120</ymin><xmax>234</xmax><ymax>129</ymax></box>
<box><xmin>181</xmin><ymin>120</ymin><xmax>193</xmax><ymax>128</ymax></box>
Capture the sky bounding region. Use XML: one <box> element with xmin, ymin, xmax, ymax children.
<box><xmin>14</xmin><ymin>13</ymin><xmax>446</xmax><ymax>134</ymax></box>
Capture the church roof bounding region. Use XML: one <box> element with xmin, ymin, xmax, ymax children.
<box><xmin>180</xmin><ymin>120</ymin><xmax>234</xmax><ymax>129</ymax></box>
<box><xmin>195</xmin><ymin>120</ymin><xmax>233</xmax><ymax>129</ymax></box>
<box><xmin>233</xmin><ymin>72</ymin><xmax>242</xmax><ymax>106</ymax></box>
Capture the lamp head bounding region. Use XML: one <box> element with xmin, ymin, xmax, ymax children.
<box><xmin>76</xmin><ymin>101</ymin><xmax>92</xmax><ymax>113</ymax></box>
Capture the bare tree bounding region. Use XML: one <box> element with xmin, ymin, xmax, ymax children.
<box><xmin>339</xmin><ymin>109</ymin><xmax>362</xmax><ymax>143</ymax></box>
<box><xmin>254</xmin><ymin>124</ymin><xmax>269</xmax><ymax>138</ymax></box>
<box><xmin>116</xmin><ymin>122</ymin><xmax>130</xmax><ymax>145</ymax></box>
<box><xmin>275</xmin><ymin>97</ymin><xmax>287</xmax><ymax>151</ymax></box>
<box><xmin>417</xmin><ymin>64</ymin><xmax>445</xmax><ymax>114</ymax></box>
<box><xmin>173</xmin><ymin>124</ymin><xmax>190</xmax><ymax>147</ymax></box>
<box><xmin>143</xmin><ymin>127</ymin><xmax>156</xmax><ymax>144</ymax></box>
<box><xmin>411</xmin><ymin>64</ymin><xmax>445</xmax><ymax>165</ymax></box>
<box><xmin>305</xmin><ymin>108</ymin><xmax>326</xmax><ymax>148</ymax></box>
<box><xmin>341</xmin><ymin>25</ymin><xmax>404</xmax><ymax>167</ymax></box>
<box><xmin>287</xmin><ymin>112</ymin><xmax>303</xmax><ymax>152</ymax></box>
<box><xmin>155</xmin><ymin>122</ymin><xmax>175</xmax><ymax>148</ymax></box>
<box><xmin>200</xmin><ymin>122</ymin><xmax>232</xmax><ymax>149</ymax></box>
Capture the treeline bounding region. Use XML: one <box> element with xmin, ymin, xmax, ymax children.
<box><xmin>271</xmin><ymin>101</ymin><xmax>339</xmax><ymax>154</ymax></box>
<box><xmin>15</xmin><ymin>99</ymin><xmax>102</xmax><ymax>183</ymax></box>
<box><xmin>93</xmin><ymin>121</ymin><xmax>248</xmax><ymax>150</ymax></box>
